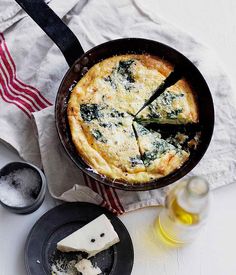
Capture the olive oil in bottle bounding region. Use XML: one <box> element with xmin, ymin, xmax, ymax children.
<box><xmin>158</xmin><ymin>176</ymin><xmax>209</xmax><ymax>244</ymax></box>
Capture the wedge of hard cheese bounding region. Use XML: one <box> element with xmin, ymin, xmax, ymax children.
<box><xmin>57</xmin><ymin>214</ymin><xmax>120</xmax><ymax>257</ymax></box>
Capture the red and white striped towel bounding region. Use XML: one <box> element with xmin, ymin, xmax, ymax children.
<box><xmin>1</xmin><ymin>0</ymin><xmax>236</xmax><ymax>214</ymax></box>
<box><xmin>0</xmin><ymin>33</ymin><xmax>51</xmax><ymax>116</ymax></box>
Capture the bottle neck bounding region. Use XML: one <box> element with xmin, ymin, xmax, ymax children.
<box><xmin>177</xmin><ymin>177</ymin><xmax>209</xmax><ymax>213</ymax></box>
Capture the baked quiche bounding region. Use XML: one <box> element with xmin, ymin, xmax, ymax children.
<box><xmin>67</xmin><ymin>54</ymin><xmax>199</xmax><ymax>184</ymax></box>
<box><xmin>133</xmin><ymin>122</ymin><xmax>189</xmax><ymax>178</ymax></box>
<box><xmin>136</xmin><ymin>79</ymin><xmax>198</xmax><ymax>124</ymax></box>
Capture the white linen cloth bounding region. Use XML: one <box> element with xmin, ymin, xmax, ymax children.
<box><xmin>0</xmin><ymin>0</ymin><xmax>236</xmax><ymax>214</ymax></box>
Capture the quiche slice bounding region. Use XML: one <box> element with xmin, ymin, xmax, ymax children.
<box><xmin>136</xmin><ymin>79</ymin><xmax>198</xmax><ymax>124</ymax></box>
<box><xmin>133</xmin><ymin>122</ymin><xmax>189</xmax><ymax>178</ymax></box>
<box><xmin>68</xmin><ymin>103</ymin><xmax>150</xmax><ymax>183</ymax></box>
<box><xmin>70</xmin><ymin>54</ymin><xmax>173</xmax><ymax>115</ymax></box>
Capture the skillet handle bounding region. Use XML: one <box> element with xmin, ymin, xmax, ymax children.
<box><xmin>14</xmin><ymin>0</ymin><xmax>84</xmax><ymax>67</ymax></box>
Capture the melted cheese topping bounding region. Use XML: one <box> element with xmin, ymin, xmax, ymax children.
<box><xmin>72</xmin><ymin>54</ymin><xmax>173</xmax><ymax>115</ymax></box>
<box><xmin>68</xmin><ymin>54</ymin><xmax>197</xmax><ymax>183</ymax></box>
<box><xmin>137</xmin><ymin>79</ymin><xmax>198</xmax><ymax>124</ymax></box>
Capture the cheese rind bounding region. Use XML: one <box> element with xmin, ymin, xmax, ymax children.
<box><xmin>57</xmin><ymin>214</ymin><xmax>120</xmax><ymax>258</ymax></box>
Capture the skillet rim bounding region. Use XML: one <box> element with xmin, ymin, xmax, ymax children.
<box><xmin>55</xmin><ymin>37</ymin><xmax>214</xmax><ymax>191</ymax></box>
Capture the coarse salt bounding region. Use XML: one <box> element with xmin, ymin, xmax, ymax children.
<box><xmin>0</xmin><ymin>168</ymin><xmax>41</xmax><ymax>207</ymax></box>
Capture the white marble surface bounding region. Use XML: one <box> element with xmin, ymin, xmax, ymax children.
<box><xmin>0</xmin><ymin>0</ymin><xmax>236</xmax><ymax>274</ymax></box>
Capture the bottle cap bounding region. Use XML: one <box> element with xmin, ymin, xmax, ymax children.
<box><xmin>177</xmin><ymin>176</ymin><xmax>209</xmax><ymax>213</ymax></box>
<box><xmin>186</xmin><ymin>176</ymin><xmax>209</xmax><ymax>198</ymax></box>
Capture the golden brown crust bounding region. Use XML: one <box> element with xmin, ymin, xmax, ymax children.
<box><xmin>135</xmin><ymin>54</ymin><xmax>173</xmax><ymax>77</ymax></box>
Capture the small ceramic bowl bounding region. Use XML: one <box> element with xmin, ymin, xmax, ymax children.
<box><xmin>0</xmin><ymin>162</ymin><xmax>46</xmax><ymax>214</ymax></box>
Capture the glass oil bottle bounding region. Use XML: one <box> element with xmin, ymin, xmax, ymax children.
<box><xmin>157</xmin><ymin>176</ymin><xmax>210</xmax><ymax>244</ymax></box>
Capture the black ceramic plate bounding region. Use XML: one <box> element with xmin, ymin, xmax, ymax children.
<box><xmin>25</xmin><ymin>202</ymin><xmax>134</xmax><ymax>275</ymax></box>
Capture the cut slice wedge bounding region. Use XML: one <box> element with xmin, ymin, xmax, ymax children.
<box><xmin>136</xmin><ymin>78</ymin><xmax>198</xmax><ymax>124</ymax></box>
<box><xmin>79</xmin><ymin>105</ymin><xmax>145</xmax><ymax>173</ymax></box>
<box><xmin>133</xmin><ymin>122</ymin><xmax>189</xmax><ymax>178</ymax></box>
<box><xmin>68</xmin><ymin>103</ymin><xmax>147</xmax><ymax>182</ymax></box>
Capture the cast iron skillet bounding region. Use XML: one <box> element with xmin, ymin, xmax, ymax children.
<box><xmin>15</xmin><ymin>0</ymin><xmax>214</xmax><ymax>191</ymax></box>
